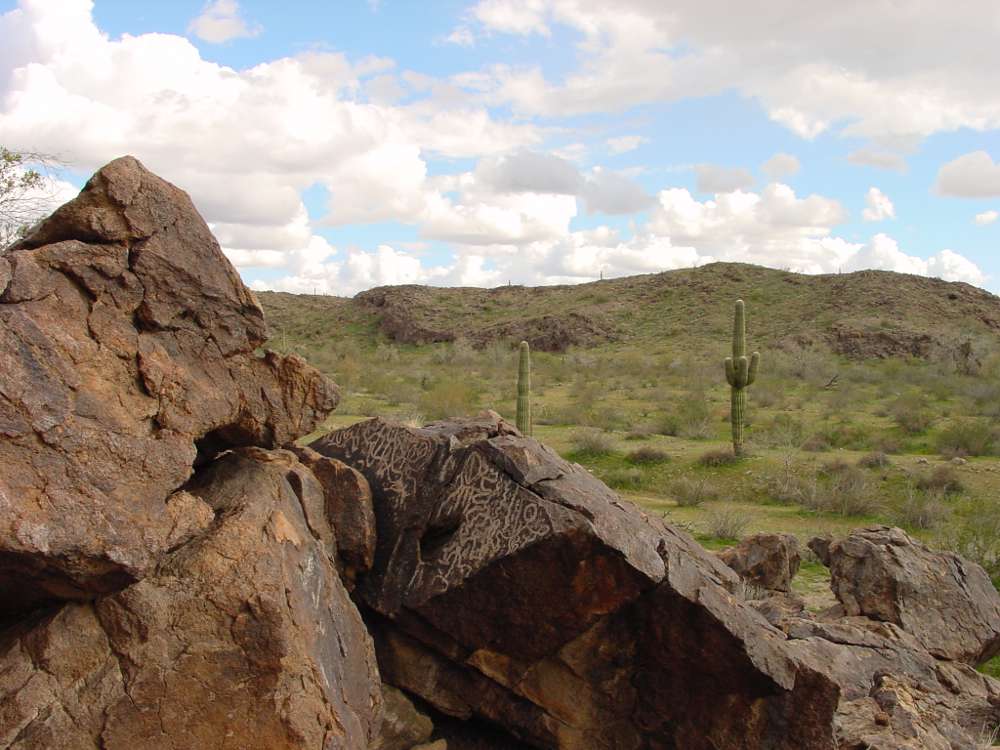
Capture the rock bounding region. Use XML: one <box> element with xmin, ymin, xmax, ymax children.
<box><xmin>810</xmin><ymin>526</ymin><xmax>1000</xmax><ymax>665</ymax></box>
<box><xmin>0</xmin><ymin>448</ymin><xmax>381</xmax><ymax>750</ymax></box>
<box><xmin>313</xmin><ymin>416</ymin><xmax>843</xmax><ymax>749</ymax></box>
<box><xmin>292</xmin><ymin>445</ymin><xmax>377</xmax><ymax>586</ymax></box>
<box><xmin>951</xmin><ymin>456</ymin><xmax>969</xmax><ymax>465</ymax></box>
<box><xmin>0</xmin><ymin>157</ymin><xmax>338</xmax><ymax>618</ymax></box>
<box><xmin>718</xmin><ymin>533</ymin><xmax>801</xmax><ymax>592</ymax></box>
<box><xmin>780</xmin><ymin>615</ymin><xmax>1000</xmax><ymax>750</ymax></box>
<box><xmin>371</xmin><ymin>685</ymin><xmax>435</xmax><ymax>750</ymax></box>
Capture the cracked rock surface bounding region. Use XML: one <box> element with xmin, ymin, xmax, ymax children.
<box><xmin>0</xmin><ymin>448</ymin><xmax>381</xmax><ymax>750</ymax></box>
<box><xmin>0</xmin><ymin>157</ymin><xmax>338</xmax><ymax>618</ymax></box>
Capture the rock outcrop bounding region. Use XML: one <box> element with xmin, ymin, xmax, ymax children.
<box><xmin>718</xmin><ymin>533</ymin><xmax>801</xmax><ymax>593</ymax></box>
<box><xmin>809</xmin><ymin>526</ymin><xmax>1000</xmax><ymax>665</ymax></box>
<box><xmin>0</xmin><ymin>156</ymin><xmax>338</xmax><ymax>619</ymax></box>
<box><xmin>0</xmin><ymin>158</ymin><xmax>379</xmax><ymax>750</ymax></box>
<box><xmin>0</xmin><ymin>448</ymin><xmax>381</xmax><ymax>749</ymax></box>
<box><xmin>312</xmin><ymin>416</ymin><xmax>843</xmax><ymax>749</ymax></box>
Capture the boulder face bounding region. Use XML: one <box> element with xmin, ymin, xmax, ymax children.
<box><xmin>0</xmin><ymin>156</ymin><xmax>338</xmax><ymax>618</ymax></box>
<box><xmin>312</xmin><ymin>415</ymin><xmax>843</xmax><ymax>750</ymax></box>
<box><xmin>0</xmin><ymin>448</ymin><xmax>381</xmax><ymax>750</ymax></box>
<box><xmin>718</xmin><ymin>533</ymin><xmax>801</xmax><ymax>593</ymax></box>
<box><xmin>314</xmin><ymin>416</ymin><xmax>1000</xmax><ymax>750</ymax></box>
<box><xmin>810</xmin><ymin>526</ymin><xmax>1000</xmax><ymax>665</ymax></box>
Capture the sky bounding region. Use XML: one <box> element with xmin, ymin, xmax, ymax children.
<box><xmin>1</xmin><ymin>0</ymin><xmax>999</xmax><ymax>296</ymax></box>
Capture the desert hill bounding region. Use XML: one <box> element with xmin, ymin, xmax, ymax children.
<box><xmin>258</xmin><ymin>263</ymin><xmax>1000</xmax><ymax>359</ymax></box>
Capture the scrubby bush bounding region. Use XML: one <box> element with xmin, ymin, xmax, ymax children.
<box><xmin>418</xmin><ymin>379</ymin><xmax>478</xmax><ymax>420</ymax></box>
<box><xmin>889</xmin><ymin>392</ymin><xmax>935</xmax><ymax>434</ymax></box>
<box><xmin>893</xmin><ymin>488</ymin><xmax>950</xmax><ymax>530</ymax></box>
<box><xmin>626</xmin><ymin>447</ymin><xmax>670</xmax><ymax>465</ymax></box>
<box><xmin>668</xmin><ymin>477</ymin><xmax>720</xmax><ymax>507</ymax></box>
<box><xmin>658</xmin><ymin>389</ymin><xmax>714</xmax><ymax>439</ymax></box>
<box><xmin>858</xmin><ymin>451</ymin><xmax>891</xmax><ymax>469</ymax></box>
<box><xmin>936</xmin><ymin>419</ymin><xmax>997</xmax><ymax>457</ymax></box>
<box><xmin>698</xmin><ymin>448</ymin><xmax>741</xmax><ymax>467</ymax></box>
<box><xmin>602</xmin><ymin>467</ymin><xmax>645</xmax><ymax>491</ymax></box>
<box><xmin>570</xmin><ymin>429</ymin><xmax>616</xmax><ymax>456</ymax></box>
<box><xmin>703</xmin><ymin>507</ymin><xmax>750</xmax><ymax>540</ymax></box>
<box><xmin>915</xmin><ymin>465</ymin><xmax>964</xmax><ymax>495</ymax></box>
<box><xmin>936</xmin><ymin>498</ymin><xmax>1000</xmax><ymax>589</ymax></box>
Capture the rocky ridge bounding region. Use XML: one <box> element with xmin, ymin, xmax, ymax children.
<box><xmin>1</xmin><ymin>158</ymin><xmax>998</xmax><ymax>749</ymax></box>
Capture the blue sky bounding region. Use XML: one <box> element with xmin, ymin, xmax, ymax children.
<box><xmin>2</xmin><ymin>0</ymin><xmax>999</xmax><ymax>294</ymax></box>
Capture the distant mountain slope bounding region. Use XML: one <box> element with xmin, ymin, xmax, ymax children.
<box><xmin>257</xmin><ymin>262</ymin><xmax>1000</xmax><ymax>359</ymax></box>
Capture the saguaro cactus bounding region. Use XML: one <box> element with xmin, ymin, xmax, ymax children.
<box><xmin>517</xmin><ymin>340</ymin><xmax>532</xmax><ymax>436</ymax></box>
<box><xmin>724</xmin><ymin>300</ymin><xmax>760</xmax><ymax>456</ymax></box>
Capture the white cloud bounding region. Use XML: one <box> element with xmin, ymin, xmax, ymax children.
<box><xmin>844</xmin><ymin>235</ymin><xmax>985</xmax><ymax>286</ymax></box>
<box><xmin>761</xmin><ymin>153</ymin><xmax>800</xmax><ymax>180</ymax></box>
<box><xmin>471</xmin><ymin>0</ymin><xmax>549</xmax><ymax>36</ymax></box>
<box><xmin>974</xmin><ymin>210</ymin><xmax>998</xmax><ymax>226</ymax></box>
<box><xmin>460</xmin><ymin>0</ymin><xmax>1000</xmax><ymax>141</ymax></box>
<box><xmin>936</xmin><ymin>152</ymin><xmax>1000</xmax><ymax>198</ymax></box>
<box><xmin>694</xmin><ymin>164</ymin><xmax>755</xmax><ymax>194</ymax></box>
<box><xmin>187</xmin><ymin>0</ymin><xmax>261</xmax><ymax>44</ymax></box>
<box><xmin>445</xmin><ymin>26</ymin><xmax>475</xmax><ymax>46</ymax></box>
<box><xmin>847</xmin><ymin>149</ymin><xmax>908</xmax><ymax>173</ymax></box>
<box><xmin>0</xmin><ymin>0</ymin><xmax>540</xmax><ymax>272</ymax></box>
<box><xmin>862</xmin><ymin>187</ymin><xmax>895</xmax><ymax>222</ymax></box>
<box><xmin>606</xmin><ymin>135</ymin><xmax>646</xmax><ymax>155</ymax></box>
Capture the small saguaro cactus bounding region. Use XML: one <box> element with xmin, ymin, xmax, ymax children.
<box><xmin>724</xmin><ymin>299</ymin><xmax>760</xmax><ymax>456</ymax></box>
<box><xmin>516</xmin><ymin>340</ymin><xmax>532</xmax><ymax>436</ymax></box>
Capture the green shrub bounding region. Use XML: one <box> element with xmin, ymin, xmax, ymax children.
<box><xmin>418</xmin><ymin>379</ymin><xmax>478</xmax><ymax>420</ymax></box>
<box><xmin>936</xmin><ymin>419</ymin><xmax>997</xmax><ymax>457</ymax></box>
<box><xmin>602</xmin><ymin>467</ymin><xmax>645</xmax><ymax>491</ymax></box>
<box><xmin>889</xmin><ymin>393</ymin><xmax>935</xmax><ymax>434</ymax></box>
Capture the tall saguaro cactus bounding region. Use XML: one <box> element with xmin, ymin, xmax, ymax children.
<box><xmin>517</xmin><ymin>340</ymin><xmax>532</xmax><ymax>436</ymax></box>
<box><xmin>724</xmin><ymin>300</ymin><xmax>760</xmax><ymax>456</ymax></box>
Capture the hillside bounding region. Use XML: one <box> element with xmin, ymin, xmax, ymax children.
<box><xmin>258</xmin><ymin>262</ymin><xmax>1000</xmax><ymax>360</ymax></box>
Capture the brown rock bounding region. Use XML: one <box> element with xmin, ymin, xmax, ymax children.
<box><xmin>718</xmin><ymin>533</ymin><xmax>801</xmax><ymax>592</ymax></box>
<box><xmin>291</xmin><ymin>445</ymin><xmax>377</xmax><ymax>585</ymax></box>
<box><xmin>0</xmin><ymin>157</ymin><xmax>338</xmax><ymax>617</ymax></box>
<box><xmin>809</xmin><ymin>526</ymin><xmax>1000</xmax><ymax>665</ymax></box>
<box><xmin>371</xmin><ymin>685</ymin><xmax>435</xmax><ymax>750</ymax></box>
<box><xmin>312</xmin><ymin>416</ymin><xmax>842</xmax><ymax>749</ymax></box>
<box><xmin>0</xmin><ymin>448</ymin><xmax>381</xmax><ymax>750</ymax></box>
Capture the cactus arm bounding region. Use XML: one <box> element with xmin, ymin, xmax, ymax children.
<box><xmin>725</xmin><ymin>356</ymin><xmax>736</xmax><ymax>386</ymax></box>
<box><xmin>747</xmin><ymin>351</ymin><xmax>760</xmax><ymax>386</ymax></box>
<box><xmin>516</xmin><ymin>340</ymin><xmax>532</xmax><ymax>436</ymax></box>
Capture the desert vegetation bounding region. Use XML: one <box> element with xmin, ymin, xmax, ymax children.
<box><xmin>262</xmin><ymin>274</ymin><xmax>1000</xmax><ymax>682</ymax></box>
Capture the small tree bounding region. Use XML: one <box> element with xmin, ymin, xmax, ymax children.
<box><xmin>1</xmin><ymin>146</ymin><xmax>63</xmax><ymax>250</ymax></box>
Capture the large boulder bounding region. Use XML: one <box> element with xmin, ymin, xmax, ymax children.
<box><xmin>718</xmin><ymin>533</ymin><xmax>801</xmax><ymax>593</ymax></box>
<box><xmin>312</xmin><ymin>415</ymin><xmax>843</xmax><ymax>749</ymax></box>
<box><xmin>0</xmin><ymin>157</ymin><xmax>338</xmax><ymax>618</ymax></box>
<box><xmin>0</xmin><ymin>448</ymin><xmax>381</xmax><ymax>750</ymax></box>
<box><xmin>809</xmin><ymin>526</ymin><xmax>1000</xmax><ymax>665</ymax></box>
